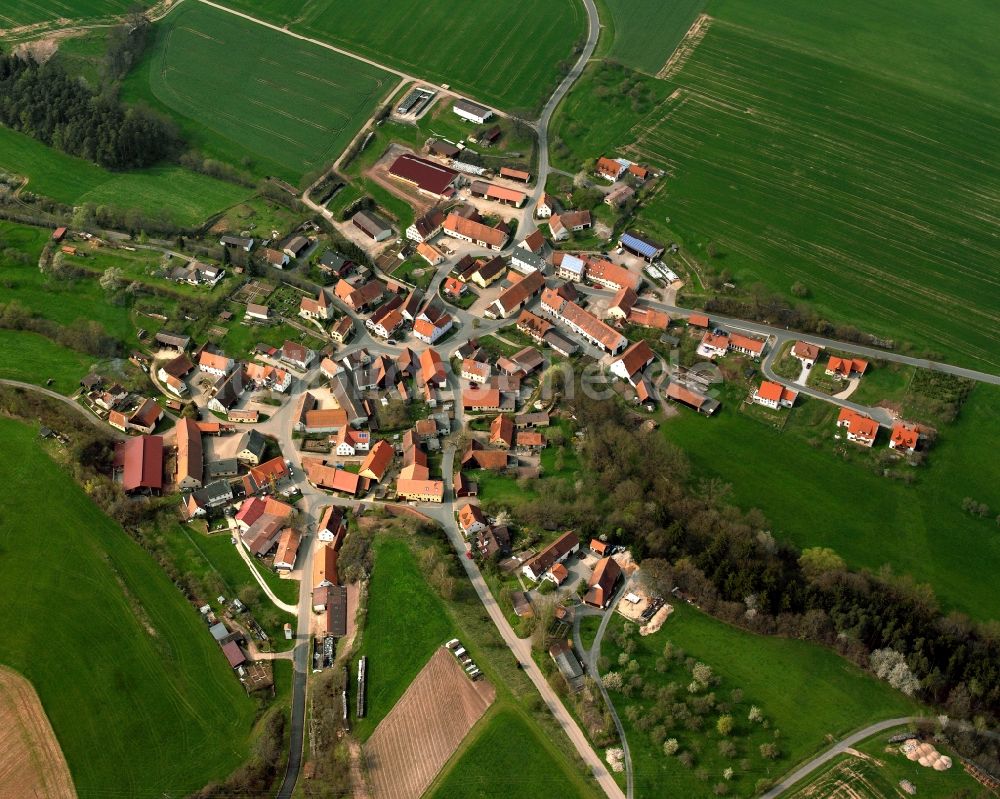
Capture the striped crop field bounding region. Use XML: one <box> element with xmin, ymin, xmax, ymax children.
<box><xmin>595</xmin><ymin>0</ymin><xmax>707</xmax><ymax>75</ymax></box>
<box><xmin>128</xmin><ymin>2</ymin><xmax>396</xmax><ymax>181</ymax></box>
<box><xmin>0</xmin><ymin>0</ymin><xmax>131</xmax><ymax>31</ymax></box>
<box><xmin>213</xmin><ymin>0</ymin><xmax>584</xmax><ymax>115</ymax></box>
<box><xmin>626</xmin><ymin>20</ymin><xmax>1000</xmax><ymax>370</ymax></box>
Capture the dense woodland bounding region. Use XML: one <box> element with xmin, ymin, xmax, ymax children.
<box><xmin>508</xmin><ymin>393</ymin><xmax>1000</xmax><ymax>772</ymax></box>
<box><xmin>0</xmin><ymin>49</ymin><xmax>178</xmax><ymax>169</ymax></box>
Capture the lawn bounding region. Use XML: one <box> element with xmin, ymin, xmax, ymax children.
<box><xmin>352</xmin><ymin>536</ymin><xmax>454</xmax><ymax>740</ymax></box>
<box><xmin>124</xmin><ymin>2</ymin><xmax>396</xmax><ymax>182</ymax></box>
<box><xmin>218</xmin><ymin>0</ymin><xmax>585</xmax><ymax>114</ymax></box>
<box><xmin>551</xmin><ymin>0</ymin><xmax>1000</xmax><ymax>371</ymax></box>
<box><xmin>0</xmin><ymin>418</ymin><xmax>258</xmax><ymax>798</ymax></box>
<box><xmin>0</xmin><ymin>0</ymin><xmax>132</xmax><ymax>29</ymax></box>
<box><xmin>0</xmin><ymin>127</ymin><xmax>252</xmax><ymax>228</ymax></box>
<box><xmin>788</xmin><ymin>726</ymin><xmax>980</xmax><ymax>799</ymax></box>
<box><xmin>594</xmin><ymin>0</ymin><xmax>707</xmax><ymax>74</ymax></box>
<box><xmin>426</xmin><ymin>706</ymin><xmax>599</xmax><ymax>799</ymax></box>
<box><xmin>660</xmin><ymin>384</ymin><xmax>1000</xmax><ymax>621</ymax></box>
<box><xmin>601</xmin><ymin>603</ymin><xmax>919</xmax><ymax>797</ymax></box>
<box><xmin>0</xmin><ymin>330</ymin><xmax>96</xmax><ymax>393</ymax></box>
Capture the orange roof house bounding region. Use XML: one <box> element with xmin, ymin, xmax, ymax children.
<box><xmin>889</xmin><ymin>422</ymin><xmax>920</xmax><ymax>452</ymax></box>
<box><xmin>490</xmin><ymin>414</ymin><xmax>515</xmax><ymax>448</ymax></box>
<box><xmin>359</xmin><ymin>440</ymin><xmax>393</xmax><ymax>482</ymax></box>
<box><xmin>752</xmin><ymin>381</ymin><xmax>798</xmax><ymax>409</ymax></box>
<box><xmin>826</xmin><ymin>356</ymin><xmax>869</xmax><ymax>379</ymax></box>
<box><xmin>584</xmin><ymin>556</ymin><xmax>622</xmax><ymax>608</ymax></box>
<box><xmin>836</xmin><ymin>408</ymin><xmax>879</xmax><ymax>447</ymax></box>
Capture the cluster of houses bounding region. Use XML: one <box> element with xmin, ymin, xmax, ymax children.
<box><xmin>81</xmin><ymin>374</ymin><xmax>165</xmax><ymax>434</ymax></box>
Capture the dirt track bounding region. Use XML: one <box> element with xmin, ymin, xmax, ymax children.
<box><xmin>364</xmin><ymin>648</ymin><xmax>495</xmax><ymax>799</ymax></box>
<box><xmin>0</xmin><ymin>667</ymin><xmax>77</xmax><ymax>799</ymax></box>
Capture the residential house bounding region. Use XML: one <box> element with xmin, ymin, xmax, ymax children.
<box><xmin>317</xmin><ymin>506</ymin><xmax>348</xmax><ymax>547</ymax></box>
<box><xmin>413</xmin><ymin>303</ymin><xmax>453</xmax><ymax>344</ymax></box>
<box><xmin>584</xmin><ymin>557</ymin><xmax>622</xmax><ymax>608</ymax></box>
<box><xmin>549</xmin><ymin>210</ymin><xmax>591</xmax><ymax>242</ymax></box>
<box><xmin>334</xmin><ymin>427</ymin><xmax>370</xmax><ymax>456</ymax></box>
<box><xmin>245</xmin><ymin>362</ymin><xmax>292</xmax><ymax>392</ymax></box>
<box><xmin>416</xmin><ymin>241</ymin><xmax>444</xmax><ymax>266</ymax></box>
<box><xmin>318</xmin><ymin>251</ymin><xmax>354</xmax><ymax>278</ymax></box>
<box><xmin>303</xmin><ymin>459</ymin><xmax>360</xmax><ymax>496</ymax></box>
<box><xmin>540</xmin><ymin>290</ymin><xmax>628</xmax><ymax>355</ymax></box>
<box><xmin>595</xmin><ymin>156</ymin><xmax>627</xmax><ymax>181</ymax></box>
<box><xmin>698</xmin><ymin>331</ymin><xmax>731</xmax><ymax>359</ymax></box>
<box><xmin>128</xmin><ymin>398</ymin><xmax>163</xmax><ymax>434</ymax></box>
<box><xmin>792</xmin><ymin>341</ymin><xmax>820</xmax><ymax>366</ymax></box>
<box><xmin>443</xmin><ymin>276</ymin><xmax>467</xmax><ymax>298</ymax></box>
<box><xmin>469</xmin><ymin>255</ymin><xmax>506</xmax><ymax>288</ymax></box>
<box><xmin>586</xmin><ymin>258</ymin><xmax>641</xmax><ymax>292</ymax></box>
<box><xmin>836</xmin><ymin>408</ymin><xmax>879</xmax><ymax>447</ymax></box>
<box><xmin>728</xmin><ymin>333</ymin><xmax>766</xmax><ymax>359</ymax></box>
<box><xmin>458</xmin><ymin>502</ymin><xmax>488</xmax><ymax>536</ymax></box>
<box><xmin>826</xmin><ymin>356</ymin><xmax>869</xmax><ymax>379</ymax></box>
<box><xmin>517</xmin><ymin>309</ymin><xmax>552</xmax><ymax>343</ymax></box>
<box><xmin>555</xmin><ymin>253</ymin><xmax>586</xmax><ymax>281</ymax></box>
<box><xmin>234</xmin><ymin>429</ymin><xmax>268</xmax><ymax>466</ymax></box>
<box><xmin>462</xmin><ymin>358</ymin><xmax>491</xmax><ymax>384</ymax></box>
<box><xmin>515</xmin><ymin>431</ymin><xmax>545</xmax><ymax>450</ymax></box>
<box><xmin>485</xmin><ymin>269</ymin><xmax>545</xmax><ymax>319</ymax></box>
<box><xmin>263</xmin><ymin>248</ymin><xmax>290</xmax><ymax>268</ymax></box>
<box><xmin>281</xmin><ymin>340</ymin><xmax>314</xmax><ymax>370</ymax></box>
<box><xmin>463</xmin><ymin>386</ymin><xmax>505</xmax><ymax>413</ymax></box>
<box><xmin>330</xmin><ymin>316</ymin><xmax>353</xmax><ymax>343</ymax></box>
<box><xmin>519</xmin><ymin>228</ymin><xmax>546</xmax><ymax>256</ymax></box>
<box><xmin>461</xmin><ymin>441</ymin><xmax>509</xmax><ymax>471</ymax></box>
<box><xmin>274</xmin><ymin>528</ymin><xmax>301</xmax><ymax>571</ymax></box>
<box><xmin>536</xmin><ymin>193</ymin><xmax>558</xmax><ymax>219</ymax></box>
<box><xmin>208</xmin><ymin>368</ymin><xmax>245</xmax><ymax>413</ymax></box>
<box><xmin>405</xmin><ymin>209</ymin><xmax>446</xmax><ymax>243</ymax></box>
<box><xmin>313</xmin><ymin>544</ymin><xmax>339</xmax><ymax>588</ymax></box>
<box><xmin>522</xmin><ymin>531</ymin><xmax>580</xmax><ymax>582</ymax></box>
<box><xmin>234</xmin><ymin>496</ymin><xmax>293</xmax><ymax>532</ymax></box>
<box><xmin>396</xmin><ymin>478</ymin><xmax>445</xmax><ymax>503</ymax></box>
<box><xmin>490</xmin><ymin>414</ymin><xmax>515</xmax><ymax>448</ymax></box>
<box><xmin>359</xmin><ymin>440</ymin><xmax>393</xmax><ymax>483</ymax></box>
<box><xmin>198</xmin><ymin>350</ymin><xmax>233</xmax><ymax>377</ymax></box>
<box><xmin>220</xmin><ymin>235</ymin><xmax>254</xmax><ymax>251</ymax></box>
<box><xmin>443</xmin><ymin>214</ymin><xmax>509</xmax><ymax>250</ymax></box>
<box><xmin>889</xmin><ymin>422</ymin><xmax>920</xmax><ymax>453</ymax></box>
<box><xmin>610</xmin><ymin>340</ymin><xmax>655</xmax><ymax>385</ymax></box>
<box><xmin>246</xmin><ymin>303</ymin><xmax>270</xmax><ymax>321</ymax></box>
<box><xmin>419</xmin><ymin>348</ymin><xmax>448</xmax><ymax>390</ymax></box>
<box><xmin>299</xmin><ymin>289</ymin><xmax>334</xmax><ymax>321</ymax></box>
<box><xmin>605</xmin><ymin>183</ymin><xmax>635</xmax><ymax>207</ymax></box>
<box><xmin>753</xmin><ymin>381</ymin><xmax>798</xmax><ymax>409</ymax></box>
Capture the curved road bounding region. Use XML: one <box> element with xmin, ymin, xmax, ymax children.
<box><xmin>0</xmin><ymin>379</ymin><xmax>127</xmax><ymax>440</ymax></box>
<box><xmin>761</xmin><ymin>717</ymin><xmax>917</xmax><ymax>798</ymax></box>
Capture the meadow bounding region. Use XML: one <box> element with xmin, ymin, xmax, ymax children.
<box><xmin>218</xmin><ymin>0</ymin><xmax>584</xmax><ymax>114</ymax></box>
<box><xmin>0</xmin><ymin>126</ymin><xmax>251</xmax><ymax>228</ymax></box>
<box><xmin>124</xmin><ymin>2</ymin><xmax>396</xmax><ymax>182</ymax></box>
<box><xmin>551</xmin><ymin>0</ymin><xmax>1000</xmax><ymax>371</ymax></box>
<box><xmin>351</xmin><ymin>536</ymin><xmax>454</xmax><ymax>740</ymax></box>
<box><xmin>602</xmin><ymin>603</ymin><xmax>919</xmax><ymax>798</ymax></box>
<box><xmin>0</xmin><ymin>0</ymin><xmax>130</xmax><ymax>30</ymax></box>
<box><xmin>661</xmin><ymin>384</ymin><xmax>1000</xmax><ymax>621</ymax></box>
<box><xmin>0</xmin><ymin>330</ymin><xmax>95</xmax><ymax>393</ymax></box>
<box><xmin>0</xmin><ymin>418</ymin><xmax>258</xmax><ymax>798</ymax></box>
<box><xmin>426</xmin><ymin>707</ymin><xmax>599</xmax><ymax>799</ymax></box>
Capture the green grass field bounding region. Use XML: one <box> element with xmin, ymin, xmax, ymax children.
<box><xmin>661</xmin><ymin>384</ymin><xmax>1000</xmax><ymax>621</ymax></box>
<box><xmin>218</xmin><ymin>0</ymin><xmax>584</xmax><ymax>114</ymax></box>
<box><xmin>789</xmin><ymin>726</ymin><xmax>981</xmax><ymax>799</ymax></box>
<box><xmin>352</xmin><ymin>536</ymin><xmax>454</xmax><ymax>740</ymax></box>
<box><xmin>603</xmin><ymin>604</ymin><xmax>919</xmax><ymax>798</ymax></box>
<box><xmin>0</xmin><ymin>330</ymin><xmax>95</xmax><ymax>392</ymax></box>
<box><xmin>595</xmin><ymin>0</ymin><xmax>706</xmax><ymax>74</ymax></box>
<box><xmin>123</xmin><ymin>2</ymin><xmax>395</xmax><ymax>182</ymax></box>
<box><xmin>0</xmin><ymin>127</ymin><xmax>251</xmax><ymax>228</ymax></box>
<box><xmin>0</xmin><ymin>418</ymin><xmax>257</xmax><ymax>798</ymax></box>
<box><xmin>0</xmin><ymin>0</ymin><xmax>132</xmax><ymax>29</ymax></box>
<box><xmin>426</xmin><ymin>707</ymin><xmax>599</xmax><ymax>799</ymax></box>
<box><xmin>552</xmin><ymin>0</ymin><xmax>1000</xmax><ymax>371</ymax></box>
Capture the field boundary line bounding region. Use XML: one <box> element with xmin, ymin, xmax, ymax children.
<box><xmin>656</xmin><ymin>13</ymin><xmax>712</xmax><ymax>80</ymax></box>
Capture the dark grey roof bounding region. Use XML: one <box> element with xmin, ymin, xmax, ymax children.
<box><xmin>206</xmin><ymin>459</ymin><xmax>239</xmax><ymax>478</ymax></box>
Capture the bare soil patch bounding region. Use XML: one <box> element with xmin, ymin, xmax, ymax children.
<box><xmin>657</xmin><ymin>13</ymin><xmax>713</xmax><ymax>80</ymax></box>
<box><xmin>0</xmin><ymin>667</ymin><xmax>77</xmax><ymax>799</ymax></box>
<box><xmin>364</xmin><ymin>648</ymin><xmax>495</xmax><ymax>799</ymax></box>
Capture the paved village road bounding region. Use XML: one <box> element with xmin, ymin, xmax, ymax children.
<box><xmin>761</xmin><ymin>718</ymin><xmax>916</xmax><ymax>798</ymax></box>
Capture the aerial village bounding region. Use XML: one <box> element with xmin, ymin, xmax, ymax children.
<box><xmin>56</xmin><ymin>92</ymin><xmax>931</xmax><ymax>699</ymax></box>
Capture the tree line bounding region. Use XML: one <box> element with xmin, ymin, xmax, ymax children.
<box><xmin>0</xmin><ymin>50</ymin><xmax>179</xmax><ymax>169</ymax></box>
<box><xmin>506</xmin><ymin>394</ymin><xmax>1000</xmax><ymax>773</ymax></box>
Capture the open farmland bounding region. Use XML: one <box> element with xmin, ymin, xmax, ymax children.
<box><xmin>214</xmin><ymin>0</ymin><xmax>584</xmax><ymax>114</ymax></box>
<box><xmin>0</xmin><ymin>0</ymin><xmax>131</xmax><ymax>31</ymax></box>
<box><xmin>127</xmin><ymin>2</ymin><xmax>395</xmax><ymax>181</ymax></box>
<box><xmin>365</xmin><ymin>648</ymin><xmax>495</xmax><ymax>799</ymax></box>
<box><xmin>0</xmin><ymin>331</ymin><xmax>96</xmax><ymax>393</ymax></box>
<box><xmin>0</xmin><ymin>418</ymin><xmax>257</xmax><ymax>798</ymax></box>
<box><xmin>0</xmin><ymin>668</ymin><xmax>76</xmax><ymax>799</ymax></box>
<box><xmin>426</xmin><ymin>707</ymin><xmax>602</xmax><ymax>799</ymax></box>
<box><xmin>626</xmin><ymin>21</ymin><xmax>1000</xmax><ymax>370</ymax></box>
<box><xmin>595</xmin><ymin>0</ymin><xmax>706</xmax><ymax>74</ymax></box>
<box><xmin>0</xmin><ymin>127</ymin><xmax>251</xmax><ymax>228</ymax></box>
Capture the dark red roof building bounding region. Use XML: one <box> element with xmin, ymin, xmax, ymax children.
<box><xmin>120</xmin><ymin>435</ymin><xmax>164</xmax><ymax>493</ymax></box>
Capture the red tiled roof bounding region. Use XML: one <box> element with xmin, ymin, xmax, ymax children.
<box><xmin>359</xmin><ymin>440</ymin><xmax>393</xmax><ymax>482</ymax></box>
<box><xmin>890</xmin><ymin>422</ymin><xmax>920</xmax><ymax>450</ymax></box>
<box><xmin>443</xmin><ymin>214</ymin><xmax>508</xmax><ymax>249</ymax></box>
<box><xmin>389</xmin><ymin>153</ymin><xmax>458</xmax><ymax>196</ymax></box>
<box><xmin>121</xmin><ymin>435</ymin><xmax>163</xmax><ymax>492</ymax></box>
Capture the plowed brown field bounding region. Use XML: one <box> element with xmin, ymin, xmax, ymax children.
<box><xmin>364</xmin><ymin>648</ymin><xmax>495</xmax><ymax>799</ymax></box>
<box><xmin>0</xmin><ymin>667</ymin><xmax>76</xmax><ymax>799</ymax></box>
